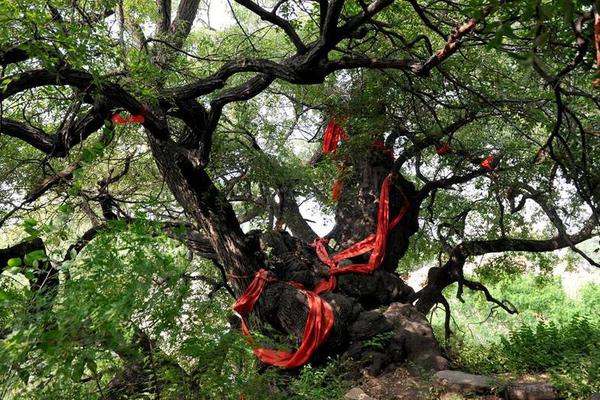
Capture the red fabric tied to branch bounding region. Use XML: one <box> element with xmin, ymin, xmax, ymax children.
<box><xmin>311</xmin><ymin>174</ymin><xmax>410</xmax><ymax>294</ymax></box>
<box><xmin>111</xmin><ymin>106</ymin><xmax>146</xmax><ymax>125</ymax></box>
<box><xmin>322</xmin><ymin>117</ymin><xmax>347</xmax><ymax>154</ymax></box>
<box><xmin>480</xmin><ymin>155</ymin><xmax>495</xmax><ymax>171</ymax></box>
<box><xmin>232</xmin><ymin>269</ymin><xmax>335</xmax><ymax>368</ymax></box>
<box><xmin>435</xmin><ymin>143</ymin><xmax>450</xmax><ymax>156</ymax></box>
<box><xmin>331</xmin><ymin>179</ymin><xmax>344</xmax><ymax>202</ymax></box>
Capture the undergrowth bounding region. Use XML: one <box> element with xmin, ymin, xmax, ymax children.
<box><xmin>433</xmin><ymin>274</ymin><xmax>600</xmax><ymax>400</ymax></box>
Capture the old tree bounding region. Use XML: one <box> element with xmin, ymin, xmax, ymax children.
<box><xmin>0</xmin><ymin>0</ymin><xmax>599</xmax><ymax>397</ymax></box>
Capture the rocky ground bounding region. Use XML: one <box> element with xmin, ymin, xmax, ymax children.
<box><xmin>342</xmin><ymin>367</ymin><xmax>599</xmax><ymax>400</ymax></box>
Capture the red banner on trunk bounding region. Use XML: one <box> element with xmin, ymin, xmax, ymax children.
<box><xmin>233</xmin><ymin>269</ymin><xmax>335</xmax><ymax>368</ymax></box>
<box><xmin>312</xmin><ymin>174</ymin><xmax>410</xmax><ymax>293</ymax></box>
<box><xmin>436</xmin><ymin>143</ymin><xmax>450</xmax><ymax>156</ymax></box>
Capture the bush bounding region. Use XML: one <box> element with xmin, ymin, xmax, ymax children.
<box><xmin>437</xmin><ymin>273</ymin><xmax>600</xmax><ymax>400</ymax></box>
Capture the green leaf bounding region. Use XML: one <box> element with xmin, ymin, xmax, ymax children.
<box><xmin>23</xmin><ymin>218</ymin><xmax>37</xmax><ymax>226</ymax></box>
<box><xmin>71</xmin><ymin>360</ymin><xmax>85</xmax><ymax>382</ymax></box>
<box><xmin>58</xmin><ymin>204</ymin><xmax>73</xmax><ymax>214</ymax></box>
<box><xmin>86</xmin><ymin>359</ymin><xmax>98</xmax><ymax>375</ymax></box>
<box><xmin>24</xmin><ymin>268</ymin><xmax>35</xmax><ymax>281</ymax></box>
<box><xmin>24</xmin><ymin>250</ymin><xmax>46</xmax><ymax>266</ymax></box>
<box><xmin>0</xmin><ymin>290</ymin><xmax>11</xmax><ymax>301</ymax></box>
<box><xmin>7</xmin><ymin>257</ymin><xmax>22</xmax><ymax>267</ymax></box>
<box><xmin>17</xmin><ymin>369</ymin><xmax>29</xmax><ymax>385</ymax></box>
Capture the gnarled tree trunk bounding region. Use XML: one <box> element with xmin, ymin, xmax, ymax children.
<box><xmin>148</xmin><ymin>129</ymin><xmax>448</xmax><ymax>375</ymax></box>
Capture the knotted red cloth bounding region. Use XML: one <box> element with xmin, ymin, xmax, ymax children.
<box><xmin>232</xmin><ymin>269</ymin><xmax>335</xmax><ymax>368</ymax></box>
<box><xmin>311</xmin><ymin>174</ymin><xmax>410</xmax><ymax>294</ymax></box>
<box><xmin>322</xmin><ymin>117</ymin><xmax>347</xmax><ymax>154</ymax></box>
<box><xmin>436</xmin><ymin>143</ymin><xmax>450</xmax><ymax>156</ymax></box>
<box><xmin>331</xmin><ymin>179</ymin><xmax>344</xmax><ymax>202</ymax></box>
<box><xmin>480</xmin><ymin>155</ymin><xmax>495</xmax><ymax>171</ymax></box>
<box><xmin>111</xmin><ymin>106</ymin><xmax>146</xmax><ymax>125</ymax></box>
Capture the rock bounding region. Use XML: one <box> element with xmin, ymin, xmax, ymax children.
<box><xmin>433</xmin><ymin>370</ymin><xmax>496</xmax><ymax>394</ymax></box>
<box><xmin>383</xmin><ymin>303</ymin><xmax>448</xmax><ymax>371</ymax></box>
<box><xmin>590</xmin><ymin>394</ymin><xmax>600</xmax><ymax>400</ymax></box>
<box><xmin>344</xmin><ymin>387</ymin><xmax>376</xmax><ymax>400</ymax></box>
<box><xmin>505</xmin><ymin>382</ymin><xmax>555</xmax><ymax>400</ymax></box>
<box><xmin>349</xmin><ymin>310</ymin><xmax>392</xmax><ymax>340</ymax></box>
<box><xmin>439</xmin><ymin>394</ymin><xmax>466</xmax><ymax>400</ymax></box>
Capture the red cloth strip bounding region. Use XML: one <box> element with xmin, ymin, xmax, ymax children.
<box><xmin>322</xmin><ymin>117</ymin><xmax>347</xmax><ymax>154</ymax></box>
<box><xmin>232</xmin><ymin>269</ymin><xmax>335</xmax><ymax>368</ymax></box>
<box><xmin>480</xmin><ymin>155</ymin><xmax>495</xmax><ymax>171</ymax></box>
<box><xmin>332</xmin><ymin>179</ymin><xmax>343</xmax><ymax>202</ymax></box>
<box><xmin>372</xmin><ymin>139</ymin><xmax>395</xmax><ymax>161</ymax></box>
<box><xmin>111</xmin><ymin>106</ymin><xmax>146</xmax><ymax>125</ymax></box>
<box><xmin>311</xmin><ymin>175</ymin><xmax>410</xmax><ymax>293</ymax></box>
<box><xmin>436</xmin><ymin>143</ymin><xmax>450</xmax><ymax>156</ymax></box>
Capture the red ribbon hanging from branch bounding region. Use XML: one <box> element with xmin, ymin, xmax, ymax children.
<box><xmin>480</xmin><ymin>155</ymin><xmax>495</xmax><ymax>171</ymax></box>
<box><xmin>111</xmin><ymin>106</ymin><xmax>146</xmax><ymax>125</ymax></box>
<box><xmin>311</xmin><ymin>174</ymin><xmax>410</xmax><ymax>294</ymax></box>
<box><xmin>331</xmin><ymin>179</ymin><xmax>344</xmax><ymax>202</ymax></box>
<box><xmin>435</xmin><ymin>143</ymin><xmax>451</xmax><ymax>156</ymax></box>
<box><xmin>322</xmin><ymin>117</ymin><xmax>347</xmax><ymax>154</ymax></box>
<box><xmin>232</xmin><ymin>269</ymin><xmax>335</xmax><ymax>368</ymax></box>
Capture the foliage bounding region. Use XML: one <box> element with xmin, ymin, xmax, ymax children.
<box><xmin>1</xmin><ymin>0</ymin><xmax>600</xmax><ymax>397</ymax></box>
<box><xmin>286</xmin><ymin>360</ymin><xmax>350</xmax><ymax>400</ymax></box>
<box><xmin>434</xmin><ymin>273</ymin><xmax>600</xmax><ymax>400</ymax></box>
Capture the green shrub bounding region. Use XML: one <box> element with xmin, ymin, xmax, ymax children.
<box><xmin>287</xmin><ymin>360</ymin><xmax>350</xmax><ymax>400</ymax></box>
<box><xmin>437</xmin><ymin>273</ymin><xmax>600</xmax><ymax>400</ymax></box>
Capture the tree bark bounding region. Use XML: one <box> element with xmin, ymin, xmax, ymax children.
<box><xmin>147</xmin><ymin>129</ymin><xmax>447</xmax><ymax>373</ymax></box>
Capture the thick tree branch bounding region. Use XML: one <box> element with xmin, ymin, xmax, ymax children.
<box><xmin>170</xmin><ymin>0</ymin><xmax>201</xmax><ymax>46</ymax></box>
<box><xmin>1</xmin><ymin>107</ymin><xmax>109</xmax><ymax>157</ymax></box>
<box><xmin>418</xmin><ymin>169</ymin><xmax>487</xmax><ymax>199</ymax></box>
<box><xmin>156</xmin><ymin>0</ymin><xmax>172</xmax><ymax>34</ymax></box>
<box><xmin>411</xmin><ymin>18</ymin><xmax>477</xmax><ymax>76</ymax></box>
<box><xmin>1</xmin><ymin>118</ymin><xmax>55</xmax><ymax>153</ymax></box>
<box><xmin>0</xmin><ymin>46</ymin><xmax>29</xmax><ymax>66</ymax></box>
<box><xmin>415</xmin><ymin>220</ymin><xmax>598</xmax><ymax>314</ymax></box>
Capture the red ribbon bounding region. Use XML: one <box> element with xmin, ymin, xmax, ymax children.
<box><xmin>111</xmin><ymin>106</ymin><xmax>146</xmax><ymax>125</ymax></box>
<box><xmin>480</xmin><ymin>155</ymin><xmax>495</xmax><ymax>171</ymax></box>
<box><xmin>231</xmin><ymin>175</ymin><xmax>410</xmax><ymax>368</ymax></box>
<box><xmin>311</xmin><ymin>174</ymin><xmax>410</xmax><ymax>294</ymax></box>
<box><xmin>322</xmin><ymin>117</ymin><xmax>347</xmax><ymax>154</ymax></box>
<box><xmin>232</xmin><ymin>269</ymin><xmax>334</xmax><ymax>368</ymax></box>
<box><xmin>332</xmin><ymin>179</ymin><xmax>343</xmax><ymax>202</ymax></box>
<box><xmin>436</xmin><ymin>143</ymin><xmax>450</xmax><ymax>156</ymax></box>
